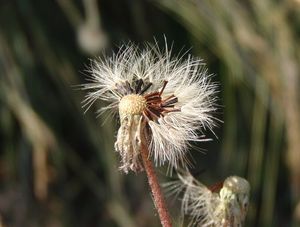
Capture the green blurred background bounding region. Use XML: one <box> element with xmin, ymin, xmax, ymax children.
<box><xmin>0</xmin><ymin>0</ymin><xmax>300</xmax><ymax>226</ymax></box>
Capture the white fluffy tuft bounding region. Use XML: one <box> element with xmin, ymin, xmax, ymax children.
<box><xmin>82</xmin><ymin>41</ymin><xmax>218</xmax><ymax>170</ymax></box>
<box><xmin>165</xmin><ymin>170</ymin><xmax>250</xmax><ymax>227</ymax></box>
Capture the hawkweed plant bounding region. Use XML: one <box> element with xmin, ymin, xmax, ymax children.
<box><xmin>166</xmin><ymin>170</ymin><xmax>250</xmax><ymax>227</ymax></box>
<box><xmin>82</xmin><ymin>41</ymin><xmax>217</xmax><ymax>227</ymax></box>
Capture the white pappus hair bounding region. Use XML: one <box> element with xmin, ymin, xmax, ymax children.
<box><xmin>82</xmin><ymin>40</ymin><xmax>218</xmax><ymax>173</ymax></box>
<box><xmin>165</xmin><ymin>170</ymin><xmax>250</xmax><ymax>227</ymax></box>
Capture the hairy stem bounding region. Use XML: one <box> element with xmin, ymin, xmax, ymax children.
<box><xmin>140</xmin><ymin>140</ymin><xmax>172</xmax><ymax>227</ymax></box>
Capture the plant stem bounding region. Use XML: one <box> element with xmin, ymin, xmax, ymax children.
<box><xmin>140</xmin><ymin>141</ymin><xmax>172</xmax><ymax>227</ymax></box>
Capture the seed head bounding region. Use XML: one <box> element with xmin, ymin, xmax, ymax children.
<box><xmin>165</xmin><ymin>171</ymin><xmax>250</xmax><ymax>227</ymax></box>
<box><xmin>82</xmin><ymin>41</ymin><xmax>218</xmax><ymax>173</ymax></box>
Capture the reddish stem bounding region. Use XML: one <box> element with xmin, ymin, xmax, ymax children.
<box><xmin>140</xmin><ymin>141</ymin><xmax>172</xmax><ymax>227</ymax></box>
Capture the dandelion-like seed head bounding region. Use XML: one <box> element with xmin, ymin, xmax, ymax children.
<box><xmin>166</xmin><ymin>171</ymin><xmax>250</xmax><ymax>227</ymax></box>
<box><xmin>82</xmin><ymin>41</ymin><xmax>217</xmax><ymax>173</ymax></box>
<box><xmin>220</xmin><ymin>176</ymin><xmax>250</xmax><ymax>225</ymax></box>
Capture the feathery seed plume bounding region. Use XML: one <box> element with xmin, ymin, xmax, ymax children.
<box><xmin>82</xmin><ymin>42</ymin><xmax>217</xmax><ymax>173</ymax></box>
<box><xmin>165</xmin><ymin>171</ymin><xmax>250</xmax><ymax>227</ymax></box>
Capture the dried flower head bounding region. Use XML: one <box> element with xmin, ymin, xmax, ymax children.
<box><xmin>82</xmin><ymin>42</ymin><xmax>217</xmax><ymax>173</ymax></box>
<box><xmin>166</xmin><ymin>171</ymin><xmax>250</xmax><ymax>227</ymax></box>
